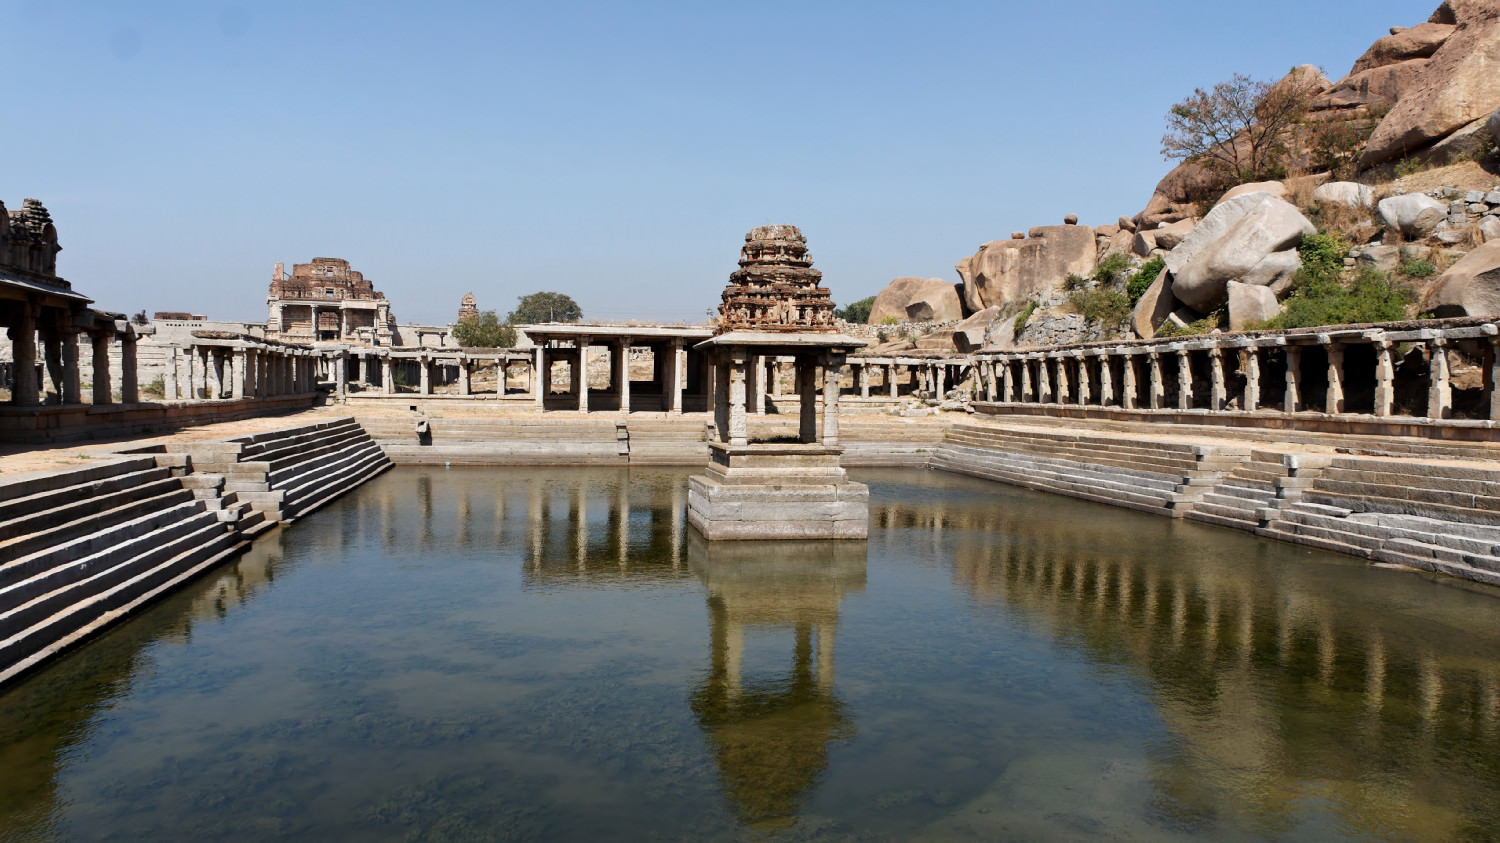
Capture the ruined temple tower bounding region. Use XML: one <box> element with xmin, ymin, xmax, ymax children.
<box><xmin>457</xmin><ymin>292</ymin><xmax>478</xmax><ymax>323</ymax></box>
<box><xmin>688</xmin><ymin>225</ymin><xmax>868</xmax><ymax>540</ymax></box>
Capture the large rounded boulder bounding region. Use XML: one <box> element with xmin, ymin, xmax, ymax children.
<box><xmin>1423</xmin><ymin>240</ymin><xmax>1500</xmax><ymax>317</ymax></box>
<box><xmin>1164</xmin><ymin>192</ymin><xmax>1315</xmax><ymax>313</ymax></box>
<box><xmin>867</xmin><ymin>277</ymin><xmax>965</xmax><ymax>324</ymax></box>
<box><xmin>955</xmin><ymin>225</ymin><xmax>1097</xmax><ymax>312</ymax></box>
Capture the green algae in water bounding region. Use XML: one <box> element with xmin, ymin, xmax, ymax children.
<box><xmin>1</xmin><ymin>466</ymin><xmax>1498</xmax><ymax>841</ymax></box>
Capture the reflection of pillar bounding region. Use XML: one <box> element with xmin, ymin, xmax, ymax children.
<box><xmin>615</xmin><ymin>481</ymin><xmax>629</xmax><ymax>566</ymax></box>
<box><xmin>817</xmin><ymin>624</ymin><xmax>835</xmax><ymax>691</ymax></box>
<box><xmin>574</xmin><ymin>483</ymin><xmax>588</xmax><ymax>569</ymax></box>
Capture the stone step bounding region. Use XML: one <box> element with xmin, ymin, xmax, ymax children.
<box><xmin>0</xmin><ymin>498</ymin><xmax>207</xmax><ymax>592</ymax></box>
<box><xmin>0</xmin><ymin>525</ymin><xmax>243</xmax><ymax>686</ymax></box>
<box><xmin>0</xmin><ymin>485</ymin><xmax>197</xmax><ymax>564</ymax></box>
<box><xmin>0</xmin><ymin>461</ymin><xmax>169</xmax><ymax>524</ymax></box>
<box><xmin>0</xmin><ymin>456</ymin><xmax>161</xmax><ymax>506</ymax></box>
<box><xmin>0</xmin><ymin>469</ymin><xmax>178</xmax><ymax>544</ymax></box>
<box><xmin>282</xmin><ymin>448</ymin><xmax>392</xmax><ymax>520</ymax></box>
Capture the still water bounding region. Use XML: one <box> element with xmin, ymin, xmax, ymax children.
<box><xmin>2</xmin><ymin>466</ymin><xmax>1499</xmax><ymax>842</ymax></box>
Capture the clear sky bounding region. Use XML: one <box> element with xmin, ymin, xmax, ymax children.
<box><xmin>9</xmin><ymin>0</ymin><xmax>1435</xmax><ymax>326</ymax></box>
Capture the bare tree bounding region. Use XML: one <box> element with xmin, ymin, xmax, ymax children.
<box><xmin>1161</xmin><ymin>69</ymin><xmax>1322</xmax><ymax>184</ymax></box>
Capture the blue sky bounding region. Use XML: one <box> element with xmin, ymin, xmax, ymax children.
<box><xmin>8</xmin><ymin>0</ymin><xmax>1434</xmax><ymax>325</ymax></box>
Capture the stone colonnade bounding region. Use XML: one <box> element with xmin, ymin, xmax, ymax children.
<box><xmin>4</xmin><ymin>312</ymin><xmax>140</xmax><ymax>407</ymax></box>
<box><xmin>159</xmin><ymin>339</ymin><xmax>319</xmax><ymax>401</ymax></box>
<box><xmin>972</xmin><ymin>321</ymin><xmax>1500</xmax><ymax>422</ymax></box>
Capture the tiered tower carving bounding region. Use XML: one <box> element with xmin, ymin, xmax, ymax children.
<box><xmin>716</xmin><ymin>225</ymin><xmax>836</xmax><ymax>334</ymax></box>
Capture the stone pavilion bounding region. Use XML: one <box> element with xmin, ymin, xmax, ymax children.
<box><xmin>688</xmin><ymin>225</ymin><xmax>868</xmax><ymax>540</ymax></box>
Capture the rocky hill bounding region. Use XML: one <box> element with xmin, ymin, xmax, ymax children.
<box><xmin>867</xmin><ymin>0</ymin><xmax>1500</xmax><ymax>354</ymax></box>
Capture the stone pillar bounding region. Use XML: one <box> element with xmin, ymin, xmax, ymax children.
<box><xmin>887</xmin><ymin>363</ymin><xmax>897</xmax><ymax>398</ymax></box>
<box><xmin>798</xmin><ymin>358</ymin><xmax>818</xmax><ymax>444</ymax></box>
<box><xmin>860</xmin><ymin>363</ymin><xmax>870</xmax><ymax>398</ymax></box>
<box><xmin>1284</xmin><ymin>347</ymin><xmax>1302</xmax><ymax>413</ymax></box>
<box><xmin>672</xmin><ymin>341</ymin><xmax>686</xmax><ymax>414</ymax></box>
<box><xmin>163</xmin><ymin>347</ymin><xmax>179</xmax><ymax>401</ymax></box>
<box><xmin>1075</xmin><ymin>355</ymin><xmax>1090</xmax><ymax>405</ymax></box>
<box><xmin>1242</xmin><ymin>348</ymin><xmax>1260</xmax><ymax>412</ymax></box>
<box><xmin>1324</xmin><ymin>341</ymin><xmax>1344</xmax><ymax>414</ymax></box>
<box><xmin>185</xmin><ymin>345</ymin><xmax>200</xmax><ymax>400</ymax></box>
<box><xmin>822</xmin><ymin>353</ymin><xmax>842</xmax><ymax>446</ymax></box>
<box><xmin>1374</xmin><ymin>341</ymin><xmax>1394</xmax><ymax>417</ymax></box>
<box><xmin>207</xmin><ymin>349</ymin><xmax>223</xmax><ymax>399</ymax></box>
<box><xmin>382</xmin><ymin>356</ymin><xmax>394</xmax><ymax>395</ymax></box>
<box><xmin>1003</xmin><ymin>360</ymin><xmax>1016</xmax><ymax>402</ymax></box>
<box><xmin>1035</xmin><ymin>356</ymin><xmax>1049</xmax><ymax>403</ymax></box>
<box><xmin>91</xmin><ymin>330</ymin><xmax>112</xmax><ymax>405</ymax></box>
<box><xmin>533</xmin><ymin>346</ymin><xmax>545</xmax><ymax>408</ymax></box>
<box><xmin>41</xmin><ymin>327</ymin><xmax>63</xmax><ymax>403</ymax></box>
<box><xmin>336</xmin><ymin>350</ymin><xmax>349</xmax><ymax>399</ymax></box>
<box><xmin>745</xmin><ymin>354</ymin><xmax>762</xmax><ymax>414</ymax></box>
<box><xmin>1097</xmin><ymin>352</ymin><xmax>1113</xmax><ymax>406</ymax></box>
<box><xmin>616</xmin><ymin>340</ymin><xmax>631</xmax><ymax>414</ymax></box>
<box><xmin>358</xmin><ymin>352</ymin><xmax>369</xmax><ymax>385</ymax></box>
<box><xmin>61</xmin><ymin>330</ymin><xmax>82</xmax><ymax>402</ymax></box>
<box><xmin>728</xmin><ymin>349</ymin><xmax>748</xmax><ymax>447</ymax></box>
<box><xmin>1148</xmin><ymin>353</ymin><xmax>1164</xmax><ymax>410</ymax></box>
<box><xmin>7</xmin><ymin>306</ymin><xmax>39</xmax><ymax>406</ymax></box>
<box><xmin>1122</xmin><ymin>353</ymin><xmax>1137</xmax><ymax>410</ymax></box>
<box><xmin>769</xmin><ymin>358</ymin><xmax>784</xmax><ymax>397</ymax></box>
<box><xmin>1487</xmin><ymin>335</ymin><xmax>1500</xmax><ymax>421</ymax></box>
<box><xmin>1428</xmin><ymin>337</ymin><xmax>1451</xmax><ymax>420</ymax></box>
<box><xmin>577</xmin><ymin>343</ymin><xmax>591</xmax><ymax>413</ymax></box>
<box><xmin>1020</xmin><ymin>358</ymin><xmax>1032</xmax><ymax>402</ymax></box>
<box><xmin>1176</xmin><ymin>349</ymin><xmax>1192</xmax><ymax>411</ymax></box>
<box><xmin>231</xmin><ymin>348</ymin><xmax>246</xmax><ymax>400</ymax></box>
<box><xmin>1209</xmin><ymin>347</ymin><xmax>1226</xmax><ymax>411</ymax></box>
<box><xmin>419</xmin><ymin>355</ymin><xmax>431</xmax><ymax>395</ymax></box>
<box><xmin>120</xmin><ymin>331</ymin><xmax>138</xmax><ymax>403</ymax></box>
<box><xmin>935</xmin><ymin>362</ymin><xmax>946</xmax><ymax>398</ymax></box>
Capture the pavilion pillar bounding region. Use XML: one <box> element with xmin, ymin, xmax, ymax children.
<box><xmin>887</xmin><ymin>363</ymin><xmax>897</xmax><ymax>398</ymax></box>
<box><xmin>798</xmin><ymin>357</ymin><xmax>818</xmax><ymax>444</ymax></box>
<box><xmin>163</xmin><ymin>347</ymin><xmax>178</xmax><ymax>400</ymax></box>
<box><xmin>860</xmin><ymin>363</ymin><xmax>870</xmax><ymax>398</ymax></box>
<box><xmin>615</xmin><ymin>339</ymin><xmax>631</xmax><ymax>414</ymax></box>
<box><xmin>186</xmin><ymin>345</ymin><xmax>201</xmax><ymax>400</ymax></box>
<box><xmin>40</xmin><ymin>327</ymin><xmax>63</xmax><ymax>403</ymax></box>
<box><xmin>935</xmin><ymin>362</ymin><xmax>946</xmax><ymax>398</ymax></box>
<box><xmin>419</xmin><ymin>355</ymin><xmax>431</xmax><ymax>395</ymax></box>
<box><xmin>1428</xmin><ymin>337</ymin><xmax>1451</xmax><ymax>420</ymax></box>
<box><xmin>7</xmin><ymin>305</ymin><xmax>39</xmax><ymax>406</ymax></box>
<box><xmin>1075</xmin><ymin>355</ymin><xmax>1090</xmax><ymax>405</ymax></box>
<box><xmin>57</xmin><ymin>329</ymin><xmax>80</xmax><ymax>405</ymax></box>
<box><xmin>335</xmin><ymin>350</ymin><xmax>349</xmax><ymax>399</ymax></box>
<box><xmin>1097</xmin><ymin>352</ymin><xmax>1113</xmax><ymax>406</ymax></box>
<box><xmin>1487</xmin><ymin>335</ymin><xmax>1500</xmax><ymax>421</ymax></box>
<box><xmin>822</xmin><ymin>352</ymin><xmax>842</xmax><ymax>446</ymax></box>
<box><xmin>1284</xmin><ymin>347</ymin><xmax>1302</xmax><ymax>413</ymax></box>
<box><xmin>577</xmin><ymin>342</ymin><xmax>591</xmax><ymax>413</ymax></box>
<box><xmin>358</xmin><ymin>352</ymin><xmax>369</xmax><ymax>385</ymax></box>
<box><xmin>1148</xmin><ymin>353</ymin><xmax>1164</xmax><ymax>410</ymax></box>
<box><xmin>1020</xmin><ymin>358</ymin><xmax>1032</xmax><ymax>402</ymax></box>
<box><xmin>1242</xmin><ymin>348</ymin><xmax>1260</xmax><ymax>412</ymax></box>
<box><xmin>1373</xmin><ymin>341</ymin><xmax>1394</xmax><ymax>417</ymax></box>
<box><xmin>231</xmin><ymin>348</ymin><xmax>246</xmax><ymax>400</ymax></box>
<box><xmin>1209</xmin><ymin>346</ymin><xmax>1226</xmax><ymax>411</ymax></box>
<box><xmin>120</xmin><ymin>331</ymin><xmax>138</xmax><ymax>403</ymax></box>
<box><xmin>728</xmin><ymin>349</ymin><xmax>748</xmax><ymax>446</ymax></box>
<box><xmin>90</xmin><ymin>330</ymin><xmax>112</xmax><ymax>404</ymax></box>
<box><xmin>1037</xmin><ymin>356</ymin><xmax>1051</xmax><ymax>403</ymax></box>
<box><xmin>533</xmin><ymin>346</ymin><xmax>545</xmax><ymax>409</ymax></box>
<box><xmin>1176</xmin><ymin>349</ymin><xmax>1192</xmax><ymax>411</ymax></box>
<box><xmin>1324</xmin><ymin>340</ymin><xmax>1345</xmax><ymax>414</ymax></box>
<box><xmin>745</xmin><ymin>354</ymin><xmax>762</xmax><ymax>414</ymax></box>
<box><xmin>208</xmin><ymin>349</ymin><xmax>223</xmax><ymax>399</ymax></box>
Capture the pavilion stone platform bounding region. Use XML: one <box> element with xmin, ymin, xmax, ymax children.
<box><xmin>687</xmin><ymin>224</ymin><xmax>868</xmax><ymax>540</ymax></box>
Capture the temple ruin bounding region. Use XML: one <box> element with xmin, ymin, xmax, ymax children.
<box><xmin>266</xmin><ymin>258</ymin><xmax>393</xmax><ymax>345</ymax></box>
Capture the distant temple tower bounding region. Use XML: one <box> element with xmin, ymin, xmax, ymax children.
<box><xmin>689</xmin><ymin>225</ymin><xmax>868</xmax><ymax>540</ymax></box>
<box><xmin>266</xmin><ymin>258</ymin><xmax>392</xmax><ymax>345</ymax></box>
<box><xmin>457</xmin><ymin>291</ymin><xmax>478</xmax><ymax>323</ymax></box>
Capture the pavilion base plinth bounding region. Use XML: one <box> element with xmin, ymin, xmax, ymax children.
<box><xmin>687</xmin><ymin>443</ymin><xmax>868</xmax><ymax>540</ymax></box>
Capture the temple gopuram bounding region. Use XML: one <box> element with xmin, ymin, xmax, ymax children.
<box><xmin>717</xmin><ymin>225</ymin><xmax>836</xmax><ymax>333</ymax></box>
<box><xmin>266</xmin><ymin>258</ymin><xmax>393</xmax><ymax>345</ymax></box>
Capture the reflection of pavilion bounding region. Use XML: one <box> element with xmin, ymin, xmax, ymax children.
<box><xmin>687</xmin><ymin>536</ymin><xmax>866</xmax><ymax>827</ymax></box>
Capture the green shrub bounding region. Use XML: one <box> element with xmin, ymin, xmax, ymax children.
<box><xmin>880</xmin><ymin>316</ymin><xmax>899</xmax><ymax>326</ymax></box>
<box><xmin>1062</xmin><ymin>273</ymin><xmax>1090</xmax><ymax>292</ymax></box>
<box><xmin>834</xmin><ymin>295</ymin><xmax>876</xmax><ymax>324</ymax></box>
<box><xmin>1126</xmin><ymin>256</ymin><xmax>1164</xmax><ymax>305</ymax></box>
<box><xmin>1156</xmin><ymin>309</ymin><xmax>1224</xmax><ymax>337</ymax></box>
<box><xmin>1264</xmin><ymin>268</ymin><xmax>1414</xmax><ymax>330</ymax></box>
<box><xmin>1013</xmin><ymin>300</ymin><xmax>1039</xmax><ymax>335</ymax></box>
<box><xmin>1093</xmin><ymin>253</ymin><xmax>1132</xmax><ymax>287</ymax></box>
<box><xmin>1398</xmin><ymin>255</ymin><xmax>1436</xmax><ymax>278</ymax></box>
<box><xmin>1393</xmin><ymin>157</ymin><xmax>1426</xmax><ymax>178</ymax></box>
<box><xmin>1297</xmin><ymin>232</ymin><xmax>1346</xmax><ymax>279</ymax></box>
<box><xmin>1067</xmin><ymin>288</ymin><xmax>1131</xmax><ymax>328</ymax></box>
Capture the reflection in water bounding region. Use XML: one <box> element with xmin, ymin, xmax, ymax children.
<box><xmin>0</xmin><ymin>466</ymin><xmax>1497</xmax><ymax>840</ymax></box>
<box><xmin>686</xmin><ymin>536</ymin><xmax>864</xmax><ymax>827</ymax></box>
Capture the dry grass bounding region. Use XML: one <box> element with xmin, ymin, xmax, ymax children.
<box><xmin>1373</xmin><ymin>160</ymin><xmax>1499</xmax><ymax>199</ymax></box>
